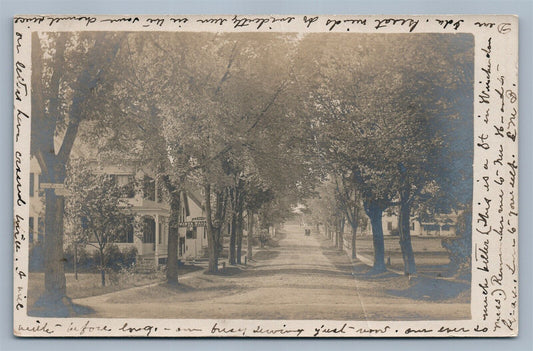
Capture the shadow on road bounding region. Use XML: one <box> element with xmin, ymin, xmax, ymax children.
<box><xmin>386</xmin><ymin>276</ymin><xmax>470</xmax><ymax>301</ymax></box>
<box><xmin>253</xmin><ymin>250</ymin><xmax>280</xmax><ymax>261</ymax></box>
<box><xmin>239</xmin><ymin>267</ymin><xmax>352</xmax><ymax>279</ymax></box>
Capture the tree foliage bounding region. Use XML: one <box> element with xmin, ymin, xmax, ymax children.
<box><xmin>64</xmin><ymin>159</ymin><xmax>132</xmax><ymax>286</ymax></box>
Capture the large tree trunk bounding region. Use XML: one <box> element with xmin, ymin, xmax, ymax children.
<box><xmin>40</xmin><ymin>190</ymin><xmax>67</xmax><ymax>304</ymax></box>
<box><xmin>247</xmin><ymin>211</ymin><xmax>254</xmax><ymax>261</ymax></box>
<box><xmin>399</xmin><ymin>200</ymin><xmax>416</xmax><ymax>275</ymax></box>
<box><xmin>229</xmin><ymin>214</ymin><xmax>236</xmax><ymax>265</ymax></box>
<box><xmin>204</xmin><ymin>184</ymin><xmax>218</xmax><ymax>273</ymax></box>
<box><xmin>365</xmin><ymin>201</ymin><xmax>386</xmax><ymax>273</ymax></box>
<box><xmin>99</xmin><ymin>247</ymin><xmax>106</xmax><ymax>287</ymax></box>
<box><xmin>236</xmin><ymin>208</ymin><xmax>243</xmax><ymax>264</ymax></box>
<box><xmin>351</xmin><ymin>223</ymin><xmax>358</xmax><ymax>259</ymax></box>
<box><xmin>338</xmin><ymin>217</ymin><xmax>345</xmax><ymax>252</ymax></box>
<box><xmin>74</xmin><ymin>243</ymin><xmax>78</xmax><ymax>281</ymax></box>
<box><xmin>32</xmin><ymin>33</ymin><xmax>70</xmax><ymax>314</ymax></box>
<box><xmin>165</xmin><ymin>185</ymin><xmax>181</xmax><ymax>284</ymax></box>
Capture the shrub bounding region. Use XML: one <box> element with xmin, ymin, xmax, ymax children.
<box><xmin>104</xmin><ymin>244</ymin><xmax>123</xmax><ymax>271</ymax></box>
<box><xmin>63</xmin><ymin>245</ymin><xmax>96</xmax><ymax>273</ymax></box>
<box><xmin>93</xmin><ymin>245</ymin><xmax>138</xmax><ymax>272</ymax></box>
<box><xmin>442</xmin><ymin>205</ymin><xmax>472</xmax><ymax>279</ymax></box>
<box><xmin>122</xmin><ymin>246</ymin><xmax>138</xmax><ymax>268</ymax></box>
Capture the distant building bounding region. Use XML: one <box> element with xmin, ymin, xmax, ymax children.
<box><xmin>380</xmin><ymin>208</ymin><xmax>458</xmax><ymax>237</ymax></box>
<box><xmin>177</xmin><ymin>187</ymin><xmax>208</xmax><ymax>261</ymax></box>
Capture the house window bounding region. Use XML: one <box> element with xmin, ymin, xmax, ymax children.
<box><xmin>29</xmin><ymin>217</ymin><xmax>34</xmax><ymax>243</ymax></box>
<box><xmin>411</xmin><ymin>222</ymin><xmax>415</xmax><ymax>230</ymax></box>
<box><xmin>442</xmin><ymin>224</ymin><xmax>451</xmax><ymax>231</ymax></box>
<box><xmin>387</xmin><ymin>221</ymin><xmax>393</xmax><ymax>231</ymax></box>
<box><xmin>186</xmin><ymin>228</ymin><xmax>196</xmax><ymax>239</ymax></box>
<box><xmin>179</xmin><ymin>237</ymin><xmax>185</xmax><ymax>256</ymax></box>
<box><xmin>142</xmin><ymin>217</ymin><xmax>156</xmax><ymax>243</ymax></box>
<box><xmin>118</xmin><ymin>175</ymin><xmax>135</xmax><ymax>198</ymax></box>
<box><xmin>29</xmin><ymin>173</ymin><xmax>34</xmax><ymax>197</ymax></box>
<box><xmin>423</xmin><ymin>224</ymin><xmax>440</xmax><ymax>232</ymax></box>
<box><xmin>38</xmin><ymin>174</ymin><xmax>43</xmax><ymax>196</ymax></box>
<box><xmin>158</xmin><ymin>223</ymin><xmax>163</xmax><ymax>244</ymax></box>
<box><xmin>126</xmin><ymin>221</ymin><xmax>134</xmax><ymax>243</ymax></box>
<box><xmin>143</xmin><ymin>176</ymin><xmax>156</xmax><ymax>201</ymax></box>
<box><xmin>37</xmin><ymin>217</ymin><xmax>44</xmax><ymax>242</ymax></box>
<box><xmin>119</xmin><ymin>217</ymin><xmax>134</xmax><ymax>243</ymax></box>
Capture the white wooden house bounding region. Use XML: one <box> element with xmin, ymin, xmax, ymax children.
<box><xmin>29</xmin><ymin>156</ymin><xmax>213</xmax><ymax>271</ymax></box>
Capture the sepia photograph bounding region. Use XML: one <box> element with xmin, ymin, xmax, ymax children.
<box><xmin>13</xmin><ymin>15</ymin><xmax>518</xmax><ymax>337</ymax></box>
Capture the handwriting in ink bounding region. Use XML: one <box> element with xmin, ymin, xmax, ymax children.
<box><xmin>100</xmin><ymin>17</ymin><xmax>139</xmax><ymax>24</ymax></box>
<box><xmin>507</xmin><ymin>159</ymin><xmax>517</xmax><ymax>188</ymax></box>
<box><xmin>15</xmin><ymin>286</ymin><xmax>25</xmax><ymax>311</ymax></box>
<box><xmin>118</xmin><ymin>322</ymin><xmax>157</xmax><ymax>336</ymax></box>
<box><xmin>14</xmin><ymin>16</ymin><xmax>45</xmax><ymax>24</ymax></box>
<box><xmin>15</xmin><ymin>32</ymin><xmax>22</xmax><ymax>54</ymax></box>
<box><xmin>479</xmin><ymin>38</ymin><xmax>492</xmax><ymax>104</ymax></box>
<box><xmin>495</xmin><ymin>77</ymin><xmax>505</xmax><ymax>112</ymax></box>
<box><xmin>437</xmin><ymin>326</ymin><xmax>469</xmax><ymax>333</ymax></box>
<box><xmin>348</xmin><ymin>326</ymin><xmax>391</xmax><ymax>334</ymax></box>
<box><xmin>313</xmin><ymin>323</ymin><xmax>346</xmax><ymax>337</ymax></box>
<box><xmin>47</xmin><ymin>16</ymin><xmax>96</xmax><ymax>27</ymax></box>
<box><xmin>170</xmin><ymin>18</ymin><xmax>189</xmax><ymax>24</ymax></box>
<box><xmin>145</xmin><ymin>18</ymin><xmax>165</xmax><ymax>27</ymax></box>
<box><xmin>326</xmin><ymin>18</ymin><xmax>367</xmax><ymax>31</ymax></box>
<box><xmin>492</xmin><ymin>289</ymin><xmax>506</xmax><ymax>331</ymax></box>
<box><xmin>477</xmin><ymin>197</ymin><xmax>491</xmax><ymax>227</ymax></box>
<box><xmin>374</xmin><ymin>18</ymin><xmax>419</xmax><ymax>32</ymax></box>
<box><xmin>15</xmin><ymin>151</ymin><xmax>26</xmax><ymax>206</ymax></box>
<box><xmin>15</xmin><ymin>61</ymin><xmax>27</xmax><ymax>102</ymax></box>
<box><xmin>478</xmin><ymin>109</ymin><xmax>489</xmax><ymax>124</ymax></box>
<box><xmin>474</xmin><ymin>21</ymin><xmax>496</xmax><ymax>28</ymax></box>
<box><xmin>326</xmin><ymin>19</ymin><xmax>342</xmax><ymax>31</ymax></box>
<box><xmin>196</xmin><ymin>18</ymin><xmax>227</xmax><ymax>26</ymax></box>
<box><xmin>252</xmin><ymin>325</ymin><xmax>304</xmax><ymax>337</ymax></box>
<box><xmin>211</xmin><ymin>323</ymin><xmax>246</xmax><ymax>336</ymax></box>
<box><xmin>493</xmin><ymin>144</ymin><xmax>504</xmax><ymax>166</ymax></box>
<box><xmin>303</xmin><ymin>16</ymin><xmax>319</xmax><ymax>28</ymax></box>
<box><xmin>405</xmin><ymin>327</ymin><xmax>433</xmax><ymax>334</ymax></box>
<box><xmin>479</xmin><ymin>278</ymin><xmax>489</xmax><ymax>320</ymax></box>
<box><xmin>477</xmin><ymin>133</ymin><xmax>489</xmax><ymax>150</ymax></box>
<box><xmin>497</xmin><ymin>23</ymin><xmax>511</xmax><ymax>34</ymax></box>
<box><xmin>16</xmin><ymin>266</ymin><xmax>26</xmax><ymax>279</ymax></box>
<box><xmin>476</xmin><ymin>239</ymin><xmax>490</xmax><ymax>272</ymax></box>
<box><xmin>15</xmin><ymin>109</ymin><xmax>29</xmax><ymax>143</ymax></box>
<box><xmin>66</xmin><ymin>321</ymin><xmax>112</xmax><ymax>335</ymax></box>
<box><xmin>18</xmin><ymin>321</ymin><xmax>55</xmax><ymax>334</ymax></box>
<box><xmin>479</xmin><ymin>175</ymin><xmax>490</xmax><ymax>193</ymax></box>
<box><xmin>435</xmin><ymin>19</ymin><xmax>463</xmax><ymax>30</ymax></box>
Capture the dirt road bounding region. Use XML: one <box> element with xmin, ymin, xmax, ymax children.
<box><xmin>73</xmin><ymin>225</ymin><xmax>469</xmax><ymax>320</ymax></box>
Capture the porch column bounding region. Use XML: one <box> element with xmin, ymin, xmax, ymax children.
<box><xmin>133</xmin><ymin>215</ymin><xmax>143</xmax><ymax>255</ymax></box>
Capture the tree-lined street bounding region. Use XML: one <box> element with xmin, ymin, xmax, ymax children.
<box><xmin>71</xmin><ymin>225</ymin><xmax>469</xmax><ymax>320</ymax></box>
<box><xmin>28</xmin><ymin>31</ymin><xmax>474</xmax><ymax>318</ymax></box>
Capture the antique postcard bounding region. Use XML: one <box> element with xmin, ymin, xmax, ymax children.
<box><xmin>13</xmin><ymin>15</ymin><xmax>518</xmax><ymax>337</ymax></box>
